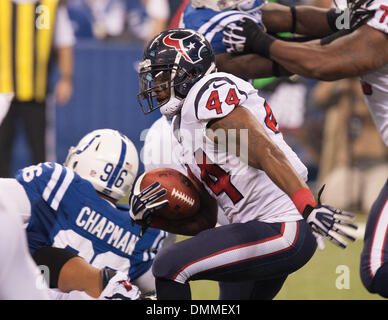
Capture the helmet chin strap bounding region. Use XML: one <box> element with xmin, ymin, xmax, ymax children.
<box><xmin>160</xmin><ymin>63</ymin><xmax>217</xmax><ymax>118</ymax></box>
<box><xmin>160</xmin><ymin>94</ymin><xmax>183</xmax><ymax>118</ymax></box>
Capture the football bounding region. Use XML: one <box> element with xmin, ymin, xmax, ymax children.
<box><xmin>139</xmin><ymin>168</ymin><xmax>201</xmax><ymax>220</ymax></box>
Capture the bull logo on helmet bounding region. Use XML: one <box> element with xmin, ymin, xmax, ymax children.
<box><xmin>162</xmin><ymin>32</ymin><xmax>206</xmax><ymax>64</ymax></box>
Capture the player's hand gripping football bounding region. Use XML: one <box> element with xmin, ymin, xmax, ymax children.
<box><xmin>129</xmin><ymin>174</ymin><xmax>168</xmax><ymax>235</ymax></box>
<box><xmin>304</xmin><ymin>185</ymin><xmax>358</xmax><ymax>250</ymax></box>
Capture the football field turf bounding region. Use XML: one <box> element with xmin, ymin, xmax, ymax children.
<box><xmin>181</xmin><ymin>214</ymin><xmax>385</xmax><ymax>300</ymax></box>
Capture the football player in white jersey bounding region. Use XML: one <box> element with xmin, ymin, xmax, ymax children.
<box><xmin>223</xmin><ymin>0</ymin><xmax>388</xmax><ymax>299</ymax></box>
<box><xmin>0</xmin><ymin>129</ymin><xmax>163</xmax><ymax>300</ymax></box>
<box><xmin>131</xmin><ymin>28</ymin><xmax>358</xmax><ymax>300</ymax></box>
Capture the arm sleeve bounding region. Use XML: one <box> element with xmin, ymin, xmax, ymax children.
<box><xmin>15</xmin><ymin>162</ymin><xmax>75</xmax><ymax>212</ymax></box>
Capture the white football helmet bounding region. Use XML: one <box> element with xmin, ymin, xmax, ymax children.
<box><xmin>191</xmin><ymin>0</ymin><xmax>264</xmax><ymax>12</ymax></box>
<box><xmin>64</xmin><ymin>129</ymin><xmax>139</xmax><ymax>201</ymax></box>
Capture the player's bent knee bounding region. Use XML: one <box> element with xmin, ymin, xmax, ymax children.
<box><xmin>361</xmin><ymin>262</ymin><xmax>388</xmax><ymax>298</ymax></box>
<box><xmin>152</xmin><ymin>246</ymin><xmax>181</xmax><ymax>280</ymax></box>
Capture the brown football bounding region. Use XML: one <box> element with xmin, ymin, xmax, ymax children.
<box><xmin>139</xmin><ymin>168</ymin><xmax>200</xmax><ymax>220</ymax></box>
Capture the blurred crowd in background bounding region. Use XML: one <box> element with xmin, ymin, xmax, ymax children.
<box><xmin>3</xmin><ymin>0</ymin><xmax>388</xmax><ymax>215</ymax></box>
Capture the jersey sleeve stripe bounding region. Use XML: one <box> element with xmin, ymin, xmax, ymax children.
<box><xmin>204</xmin><ymin>13</ymin><xmax>254</xmax><ymax>43</ymax></box>
<box><xmin>197</xmin><ymin>11</ymin><xmax>235</xmax><ymax>35</ymax></box>
<box><xmin>50</xmin><ymin>168</ymin><xmax>74</xmax><ymax>211</ymax></box>
<box><xmin>42</xmin><ymin>163</ymin><xmax>63</xmax><ymax>203</ymax></box>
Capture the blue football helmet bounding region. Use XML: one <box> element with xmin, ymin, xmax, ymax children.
<box><xmin>137</xmin><ymin>28</ymin><xmax>216</xmax><ymax>118</ymax></box>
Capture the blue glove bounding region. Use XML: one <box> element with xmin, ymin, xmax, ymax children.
<box><xmin>304</xmin><ymin>186</ymin><xmax>358</xmax><ymax>249</ymax></box>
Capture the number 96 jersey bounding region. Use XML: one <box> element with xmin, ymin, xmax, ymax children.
<box><xmin>175</xmin><ymin>72</ymin><xmax>308</xmax><ymax>224</ymax></box>
<box><xmin>15</xmin><ymin>162</ymin><xmax>166</xmax><ymax>281</ymax></box>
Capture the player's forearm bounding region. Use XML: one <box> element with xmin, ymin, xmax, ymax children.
<box><xmin>268</xmin><ymin>40</ymin><xmax>336</xmax><ymax>80</ymax></box>
<box><xmin>57</xmin><ymin>46</ymin><xmax>73</xmax><ymax>81</ymax></box>
<box><xmin>215</xmin><ymin>53</ymin><xmax>292</xmax><ymax>78</ymax></box>
<box><xmin>258</xmin><ymin>143</ymin><xmax>309</xmax><ymax>198</ymax></box>
<box><xmin>269</xmin><ymin>25</ymin><xmax>388</xmax><ymax>81</ymax></box>
<box><xmin>262</xmin><ymin>3</ymin><xmax>334</xmax><ymax>37</ymax></box>
<box><xmin>58</xmin><ymin>256</ymin><xmax>102</xmax><ymax>298</ymax></box>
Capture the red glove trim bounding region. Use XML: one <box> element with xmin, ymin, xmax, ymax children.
<box><xmin>291</xmin><ymin>188</ymin><xmax>317</xmax><ymax>215</ymax></box>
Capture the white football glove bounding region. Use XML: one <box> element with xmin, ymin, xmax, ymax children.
<box><xmin>304</xmin><ymin>186</ymin><xmax>358</xmax><ymax>249</ymax></box>
<box><xmin>129</xmin><ymin>173</ymin><xmax>168</xmax><ymax>235</ymax></box>
<box><xmin>99</xmin><ymin>271</ymin><xmax>141</xmax><ymax>300</ymax></box>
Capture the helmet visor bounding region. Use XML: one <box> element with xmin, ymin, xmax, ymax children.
<box><xmin>138</xmin><ymin>65</ymin><xmax>173</xmax><ymax>114</ymax></box>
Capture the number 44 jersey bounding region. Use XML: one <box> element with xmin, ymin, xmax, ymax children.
<box><xmin>15</xmin><ymin>162</ymin><xmax>166</xmax><ymax>281</ymax></box>
<box><xmin>175</xmin><ymin>72</ymin><xmax>308</xmax><ymax>224</ymax></box>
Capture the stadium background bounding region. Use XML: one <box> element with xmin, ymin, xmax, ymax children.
<box><xmin>6</xmin><ymin>0</ymin><xmax>387</xmax><ymax>300</ymax></box>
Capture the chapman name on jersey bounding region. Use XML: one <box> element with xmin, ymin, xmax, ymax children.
<box><xmin>175</xmin><ymin>72</ymin><xmax>308</xmax><ymax>224</ymax></box>
<box><xmin>360</xmin><ymin>0</ymin><xmax>388</xmax><ymax>146</ymax></box>
<box><xmin>16</xmin><ymin>162</ymin><xmax>166</xmax><ymax>280</ymax></box>
<box><xmin>179</xmin><ymin>2</ymin><xmax>263</xmax><ymax>54</ymax></box>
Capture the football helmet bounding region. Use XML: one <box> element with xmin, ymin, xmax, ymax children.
<box><xmin>191</xmin><ymin>0</ymin><xmax>264</xmax><ymax>13</ymax></box>
<box><xmin>64</xmin><ymin>129</ymin><xmax>139</xmax><ymax>201</ymax></box>
<box><xmin>137</xmin><ymin>28</ymin><xmax>216</xmax><ymax>118</ymax></box>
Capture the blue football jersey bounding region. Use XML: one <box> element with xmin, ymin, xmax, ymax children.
<box><xmin>180</xmin><ymin>3</ymin><xmax>263</xmax><ymax>54</ymax></box>
<box><xmin>16</xmin><ymin>162</ymin><xmax>166</xmax><ymax>281</ymax></box>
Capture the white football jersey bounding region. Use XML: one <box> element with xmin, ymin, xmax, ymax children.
<box><xmin>359</xmin><ymin>0</ymin><xmax>388</xmax><ymax>146</ymax></box>
<box><xmin>143</xmin><ymin>115</ymin><xmax>186</xmax><ymax>174</ymax></box>
<box><xmin>174</xmin><ymin>72</ymin><xmax>308</xmax><ymax>224</ymax></box>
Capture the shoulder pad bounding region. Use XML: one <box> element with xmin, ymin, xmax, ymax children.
<box><xmin>190</xmin><ymin>75</ymin><xmax>249</xmax><ymax>122</ymax></box>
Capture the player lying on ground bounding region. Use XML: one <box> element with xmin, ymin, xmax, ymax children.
<box><xmin>0</xmin><ymin>129</ymin><xmax>164</xmax><ymax>299</ymax></box>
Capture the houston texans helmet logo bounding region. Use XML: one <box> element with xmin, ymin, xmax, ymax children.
<box><xmin>163</xmin><ymin>32</ymin><xmax>206</xmax><ymax>64</ymax></box>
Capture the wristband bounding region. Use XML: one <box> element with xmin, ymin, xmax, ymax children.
<box><xmin>290</xmin><ymin>6</ymin><xmax>297</xmax><ymax>33</ymax></box>
<box><xmin>251</xmin><ymin>32</ymin><xmax>276</xmax><ymax>59</ymax></box>
<box><xmin>272</xmin><ymin>61</ymin><xmax>280</xmax><ymax>77</ymax></box>
<box><xmin>102</xmin><ymin>267</ymin><xmax>117</xmax><ymax>290</ymax></box>
<box><xmin>326</xmin><ymin>8</ymin><xmax>344</xmax><ymax>32</ymax></box>
<box><xmin>291</xmin><ymin>188</ymin><xmax>316</xmax><ymax>217</ymax></box>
